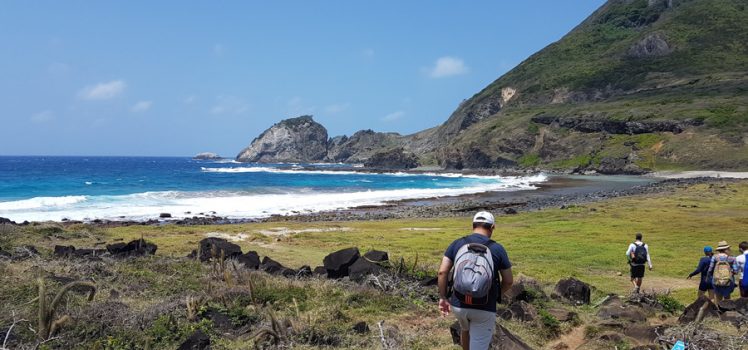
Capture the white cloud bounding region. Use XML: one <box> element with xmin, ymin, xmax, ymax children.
<box><xmin>78</xmin><ymin>80</ymin><xmax>126</xmax><ymax>100</ymax></box>
<box><xmin>210</xmin><ymin>95</ymin><xmax>249</xmax><ymax>115</ymax></box>
<box><xmin>30</xmin><ymin>110</ymin><xmax>55</xmax><ymax>123</ymax></box>
<box><xmin>426</xmin><ymin>56</ymin><xmax>469</xmax><ymax>78</ymax></box>
<box><xmin>324</xmin><ymin>103</ymin><xmax>350</xmax><ymax>114</ymax></box>
<box><xmin>382</xmin><ymin>110</ymin><xmax>404</xmax><ymax>122</ymax></box>
<box><xmin>131</xmin><ymin>100</ymin><xmax>153</xmax><ymax>112</ymax></box>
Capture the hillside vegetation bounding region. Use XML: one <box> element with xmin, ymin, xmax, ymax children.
<box><xmin>409</xmin><ymin>0</ymin><xmax>748</xmax><ymax>173</ymax></box>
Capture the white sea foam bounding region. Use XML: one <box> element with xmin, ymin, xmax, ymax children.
<box><xmin>0</xmin><ymin>174</ymin><xmax>547</xmax><ymax>222</ymax></box>
<box><xmin>200</xmin><ymin>166</ymin><xmax>542</xmax><ymax>181</ymax></box>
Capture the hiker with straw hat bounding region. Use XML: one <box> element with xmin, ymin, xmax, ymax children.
<box><xmin>708</xmin><ymin>240</ymin><xmax>738</xmax><ymax>303</ymax></box>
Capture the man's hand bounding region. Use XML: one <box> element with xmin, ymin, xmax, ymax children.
<box><xmin>438</xmin><ymin>298</ymin><xmax>451</xmax><ymax>316</ymax></box>
<box><xmin>649</xmin><ymin>266</ymin><xmax>653</xmax><ymax>271</ymax></box>
<box><xmin>687</xmin><ymin>275</ymin><xmax>692</xmax><ymax>280</ymax></box>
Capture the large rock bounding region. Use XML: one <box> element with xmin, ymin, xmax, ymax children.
<box><xmin>261</xmin><ymin>256</ymin><xmax>296</xmax><ymax>277</ymax></box>
<box><xmin>363</xmin><ymin>148</ymin><xmax>419</xmax><ymax>169</ymax></box>
<box><xmin>236</xmin><ymin>115</ymin><xmax>329</xmax><ymax>163</ymax></box>
<box><xmin>552</xmin><ymin>277</ymin><xmax>591</xmax><ymax>305</ymax></box>
<box><xmin>193</xmin><ymin>152</ymin><xmax>222</xmax><ymax>160</ymax></box>
<box><xmin>106</xmin><ymin>238</ymin><xmax>158</xmax><ymax>258</ymax></box>
<box><xmin>323</xmin><ymin>247</ymin><xmax>360</xmax><ymax>279</ymax></box>
<box><xmin>236</xmin><ymin>251</ymin><xmax>260</xmax><ymax>269</ymax></box>
<box><xmin>627</xmin><ymin>32</ymin><xmax>672</xmax><ymax>58</ymax></box>
<box><xmin>54</xmin><ymin>245</ymin><xmax>76</xmax><ymax>258</ymax></box>
<box><xmin>504</xmin><ymin>276</ymin><xmax>547</xmax><ymax>304</ymax></box>
<box><xmin>192</xmin><ymin>238</ymin><xmax>242</xmax><ymax>262</ymax></box>
<box><xmin>450</xmin><ymin>321</ymin><xmax>533</xmax><ymax>350</ymax></box>
<box><xmin>679</xmin><ymin>296</ymin><xmax>719</xmax><ymax>323</ymax></box>
<box><xmin>363</xmin><ymin>250</ymin><xmax>389</xmax><ymax>263</ymax></box>
<box><xmin>349</xmin><ymin>257</ymin><xmax>387</xmax><ymax>282</ymax></box>
<box><xmin>597</xmin><ymin>296</ymin><xmax>649</xmax><ymax>322</ymax></box>
<box><xmin>500</xmin><ymin>301</ymin><xmax>538</xmax><ymax>322</ymax></box>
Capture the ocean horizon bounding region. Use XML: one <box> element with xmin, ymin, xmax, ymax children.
<box><xmin>0</xmin><ymin>156</ymin><xmax>547</xmax><ymax>222</ymax></box>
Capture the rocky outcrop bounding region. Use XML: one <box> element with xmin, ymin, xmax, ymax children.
<box><xmin>531</xmin><ymin>115</ymin><xmax>703</xmax><ymax>135</ymax></box>
<box><xmin>552</xmin><ymin>277</ymin><xmax>591</xmax><ymax>305</ymax></box>
<box><xmin>191</xmin><ymin>238</ymin><xmax>242</xmax><ymax>262</ymax></box>
<box><xmin>193</xmin><ymin>152</ymin><xmax>222</xmax><ymax>160</ymax></box>
<box><xmin>627</xmin><ymin>32</ymin><xmax>673</xmax><ymax>58</ymax></box>
<box><xmin>326</xmin><ymin>130</ymin><xmax>403</xmax><ymax>163</ymax></box>
<box><xmin>323</xmin><ymin>247</ymin><xmax>360</xmax><ymax>279</ymax></box>
<box><xmin>236</xmin><ymin>116</ymin><xmax>329</xmax><ymax>163</ymax></box>
<box><xmin>363</xmin><ymin>148</ymin><xmax>419</xmax><ymax>169</ymax></box>
<box><xmin>440</xmin><ymin>147</ymin><xmax>517</xmax><ymax>170</ymax></box>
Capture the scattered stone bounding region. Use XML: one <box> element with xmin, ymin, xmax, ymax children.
<box><xmin>349</xmin><ymin>257</ymin><xmax>386</xmax><ymax>282</ymax></box>
<box><xmin>159</xmin><ymin>213</ymin><xmax>172</xmax><ymax>218</ymax></box>
<box><xmin>54</xmin><ymin>245</ymin><xmax>76</xmax><ymax>257</ymax></box>
<box><xmin>313</xmin><ymin>266</ymin><xmax>327</xmax><ymax>276</ymax></box>
<box><xmin>177</xmin><ymin>329</ymin><xmax>211</xmax><ymax>350</ymax></box>
<box><xmin>297</xmin><ymin>265</ymin><xmax>313</xmax><ymax>277</ymax></box>
<box><xmin>363</xmin><ymin>250</ymin><xmax>389</xmax><ymax>262</ymax></box>
<box><xmin>679</xmin><ymin>296</ymin><xmax>719</xmax><ymax>324</ymax></box>
<box><xmin>193</xmin><ymin>238</ymin><xmax>242</xmax><ymax>262</ymax></box>
<box><xmin>236</xmin><ymin>251</ymin><xmax>261</xmax><ymax>269</ymax></box>
<box><xmin>546</xmin><ymin>308</ymin><xmax>576</xmax><ymax>322</ymax></box>
<box><xmin>352</xmin><ymin>321</ymin><xmax>370</xmax><ymax>334</ymax></box>
<box><xmin>11</xmin><ymin>245</ymin><xmax>39</xmax><ymax>260</ymax></box>
<box><xmin>623</xmin><ymin>324</ymin><xmax>660</xmax><ymax>343</ymax></box>
<box><xmin>598</xmin><ymin>296</ymin><xmax>649</xmax><ymax>322</ymax></box>
<box><xmin>203</xmin><ymin>308</ymin><xmax>235</xmax><ymax>331</ymax></box>
<box><xmin>323</xmin><ymin>247</ymin><xmax>360</xmax><ymax>278</ymax></box>
<box><xmin>106</xmin><ymin>238</ymin><xmax>158</xmax><ymax>258</ymax></box>
<box><xmin>503</xmin><ymin>208</ymin><xmax>518</xmax><ymax>215</ymax></box>
<box><xmin>500</xmin><ymin>301</ymin><xmax>537</xmax><ymax>322</ymax></box>
<box><xmin>552</xmin><ymin>277</ymin><xmax>591</xmax><ymax>305</ymax></box>
<box><xmin>0</xmin><ymin>247</ymin><xmax>10</xmax><ymax>260</ymax></box>
<box><xmin>597</xmin><ymin>331</ymin><xmax>624</xmax><ymax>343</ymax></box>
<box><xmin>261</xmin><ymin>256</ymin><xmax>296</xmax><ymax>277</ymax></box>
<box><xmin>504</xmin><ymin>276</ymin><xmax>547</xmax><ymax>304</ymax></box>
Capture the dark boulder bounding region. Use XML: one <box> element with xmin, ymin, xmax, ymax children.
<box><xmin>73</xmin><ymin>248</ymin><xmax>106</xmax><ymax>258</ymax></box>
<box><xmin>349</xmin><ymin>257</ymin><xmax>386</xmax><ymax>282</ymax></box>
<box><xmin>177</xmin><ymin>329</ymin><xmax>211</xmax><ymax>350</ymax></box>
<box><xmin>12</xmin><ymin>245</ymin><xmax>39</xmax><ymax>260</ymax></box>
<box><xmin>313</xmin><ymin>266</ymin><xmax>327</xmax><ymax>276</ymax></box>
<box><xmin>54</xmin><ymin>245</ymin><xmax>76</xmax><ymax>258</ymax></box>
<box><xmin>597</xmin><ymin>296</ymin><xmax>649</xmax><ymax>322</ymax></box>
<box><xmin>552</xmin><ymin>277</ymin><xmax>591</xmax><ymax>305</ymax></box>
<box><xmin>546</xmin><ymin>308</ymin><xmax>576</xmax><ymax>322</ymax></box>
<box><xmin>0</xmin><ymin>217</ymin><xmax>15</xmax><ymax>225</ymax></box>
<box><xmin>352</xmin><ymin>321</ymin><xmax>370</xmax><ymax>334</ymax></box>
<box><xmin>236</xmin><ymin>251</ymin><xmax>261</xmax><ymax>269</ymax></box>
<box><xmin>323</xmin><ymin>247</ymin><xmax>360</xmax><ymax>279</ymax></box>
<box><xmin>159</xmin><ymin>213</ymin><xmax>172</xmax><ymax>218</ymax></box>
<box><xmin>194</xmin><ymin>238</ymin><xmax>242</xmax><ymax>262</ymax></box>
<box><xmin>679</xmin><ymin>296</ymin><xmax>719</xmax><ymax>323</ymax></box>
<box><xmin>504</xmin><ymin>276</ymin><xmax>547</xmax><ymax>304</ymax></box>
<box><xmin>503</xmin><ymin>208</ymin><xmax>518</xmax><ymax>215</ymax></box>
<box><xmin>297</xmin><ymin>265</ymin><xmax>312</xmax><ymax>277</ymax></box>
<box><xmin>0</xmin><ymin>248</ymin><xmax>10</xmax><ymax>260</ymax></box>
<box><xmin>261</xmin><ymin>256</ymin><xmax>296</xmax><ymax>277</ymax></box>
<box><xmin>363</xmin><ymin>250</ymin><xmax>389</xmax><ymax>263</ymax></box>
<box><xmin>500</xmin><ymin>301</ymin><xmax>537</xmax><ymax>322</ymax></box>
<box><xmin>420</xmin><ymin>276</ymin><xmax>438</xmax><ymax>286</ymax></box>
<box><xmin>718</xmin><ymin>298</ymin><xmax>748</xmax><ymax>314</ymax></box>
<box><xmin>107</xmin><ymin>238</ymin><xmax>157</xmax><ymax>258</ymax></box>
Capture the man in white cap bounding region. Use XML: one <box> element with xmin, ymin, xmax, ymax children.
<box><xmin>437</xmin><ymin>211</ymin><xmax>513</xmax><ymax>350</ymax></box>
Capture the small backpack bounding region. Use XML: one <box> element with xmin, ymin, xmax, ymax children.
<box><xmin>452</xmin><ymin>242</ymin><xmax>495</xmax><ymax>305</ymax></box>
<box><xmin>632</xmin><ymin>243</ymin><xmax>648</xmax><ymax>265</ymax></box>
<box><xmin>713</xmin><ymin>255</ymin><xmax>733</xmax><ymax>287</ymax></box>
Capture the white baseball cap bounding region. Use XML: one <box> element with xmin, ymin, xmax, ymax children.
<box><xmin>472</xmin><ymin>211</ymin><xmax>495</xmax><ymax>225</ymax></box>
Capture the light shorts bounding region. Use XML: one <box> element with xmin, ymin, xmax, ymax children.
<box><xmin>451</xmin><ymin>305</ymin><xmax>496</xmax><ymax>350</ymax></box>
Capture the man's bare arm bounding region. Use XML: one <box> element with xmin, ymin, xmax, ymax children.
<box><xmin>437</xmin><ymin>256</ymin><xmax>453</xmax><ymax>299</ymax></box>
<box><xmin>499</xmin><ymin>268</ymin><xmax>514</xmax><ymax>297</ymax></box>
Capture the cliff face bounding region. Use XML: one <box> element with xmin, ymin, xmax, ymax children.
<box><xmin>235</xmin><ymin>116</ymin><xmax>329</xmax><ymax>163</ymax></box>
<box><xmin>326</xmin><ymin>130</ymin><xmax>402</xmax><ymax>163</ymax></box>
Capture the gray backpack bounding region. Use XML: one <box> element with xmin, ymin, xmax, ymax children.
<box><xmin>452</xmin><ymin>242</ymin><xmax>495</xmax><ymax>305</ymax></box>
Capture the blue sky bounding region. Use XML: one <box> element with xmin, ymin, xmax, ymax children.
<box><xmin>0</xmin><ymin>1</ymin><xmax>605</xmax><ymax>157</ymax></box>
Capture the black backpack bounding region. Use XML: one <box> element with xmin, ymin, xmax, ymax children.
<box><xmin>632</xmin><ymin>243</ymin><xmax>647</xmax><ymax>264</ymax></box>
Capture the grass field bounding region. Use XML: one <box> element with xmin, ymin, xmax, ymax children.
<box><xmin>3</xmin><ymin>179</ymin><xmax>747</xmax><ymax>348</ymax></box>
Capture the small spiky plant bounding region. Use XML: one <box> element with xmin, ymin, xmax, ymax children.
<box><xmin>36</xmin><ymin>278</ymin><xmax>96</xmax><ymax>340</ymax></box>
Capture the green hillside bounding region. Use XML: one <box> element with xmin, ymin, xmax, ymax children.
<box><xmin>422</xmin><ymin>0</ymin><xmax>748</xmax><ymax>172</ymax></box>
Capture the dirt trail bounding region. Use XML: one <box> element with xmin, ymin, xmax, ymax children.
<box><xmin>546</xmin><ymin>325</ymin><xmax>587</xmax><ymax>350</ymax></box>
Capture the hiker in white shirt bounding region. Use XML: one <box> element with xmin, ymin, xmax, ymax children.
<box><xmin>625</xmin><ymin>232</ymin><xmax>652</xmax><ymax>294</ymax></box>
<box><xmin>736</xmin><ymin>241</ymin><xmax>748</xmax><ymax>298</ymax></box>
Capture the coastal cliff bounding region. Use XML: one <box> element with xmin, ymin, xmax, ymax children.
<box><xmin>236</xmin><ymin>116</ymin><xmax>329</xmax><ymax>163</ymax></box>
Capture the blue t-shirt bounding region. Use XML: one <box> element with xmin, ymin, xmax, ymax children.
<box><xmin>444</xmin><ymin>233</ymin><xmax>512</xmax><ymax>312</ymax></box>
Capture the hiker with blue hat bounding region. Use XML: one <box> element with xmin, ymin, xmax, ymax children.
<box><xmin>437</xmin><ymin>211</ymin><xmax>513</xmax><ymax>350</ymax></box>
<box><xmin>687</xmin><ymin>246</ymin><xmax>715</xmax><ymax>301</ymax></box>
